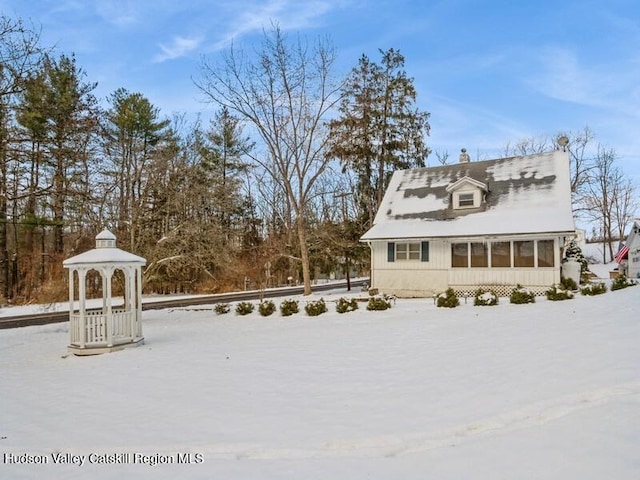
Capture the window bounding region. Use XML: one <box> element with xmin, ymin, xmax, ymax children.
<box><xmin>514</xmin><ymin>241</ymin><xmax>534</xmax><ymax>267</ymax></box>
<box><xmin>457</xmin><ymin>192</ymin><xmax>475</xmax><ymax>208</ymax></box>
<box><xmin>537</xmin><ymin>240</ymin><xmax>555</xmax><ymax>267</ymax></box>
<box><xmin>396</xmin><ymin>242</ymin><xmax>420</xmax><ymax>261</ymax></box>
<box><xmin>451</xmin><ymin>243</ymin><xmax>468</xmax><ymax>267</ymax></box>
<box><xmin>388</xmin><ymin>241</ymin><xmax>428</xmax><ymax>262</ymax></box>
<box><xmin>470</xmin><ymin>242</ymin><xmax>488</xmax><ymax>267</ymax></box>
<box><xmin>491</xmin><ymin>241</ymin><xmax>511</xmax><ymax>267</ymax></box>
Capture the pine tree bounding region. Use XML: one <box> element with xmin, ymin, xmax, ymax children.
<box><xmin>563</xmin><ymin>239</ymin><xmax>588</xmax><ymax>273</ymax></box>
<box><xmin>327</xmin><ymin>48</ymin><xmax>431</xmax><ymax>227</ymax></box>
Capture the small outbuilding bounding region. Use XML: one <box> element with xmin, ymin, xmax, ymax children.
<box><xmin>621</xmin><ymin>219</ymin><xmax>640</xmax><ymax>279</ymax></box>
<box><xmin>63</xmin><ymin>229</ymin><xmax>146</xmax><ymax>355</ymax></box>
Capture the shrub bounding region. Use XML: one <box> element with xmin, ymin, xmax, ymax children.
<box><xmin>560</xmin><ymin>276</ymin><xmax>578</xmax><ymax>291</ymax></box>
<box><xmin>563</xmin><ymin>239</ymin><xmax>589</xmax><ymax>275</ymax></box>
<box><xmin>545</xmin><ymin>284</ymin><xmax>575</xmax><ymax>301</ymax></box>
<box><xmin>258</xmin><ymin>300</ymin><xmax>276</xmax><ymax>316</ymax></box>
<box><xmin>235</xmin><ymin>301</ymin><xmax>255</xmax><ymax>316</ymax></box>
<box><xmin>279</xmin><ymin>299</ymin><xmax>299</xmax><ymax>317</ymax></box>
<box><xmin>580</xmin><ymin>282</ymin><xmax>607</xmax><ymax>296</ymax></box>
<box><xmin>611</xmin><ymin>275</ymin><xmax>638</xmax><ymax>291</ymax></box>
<box><xmin>214</xmin><ymin>303</ymin><xmax>230</xmax><ymax>315</ymax></box>
<box><xmin>474</xmin><ymin>288</ymin><xmax>498</xmax><ymax>306</ymax></box>
<box><xmin>336</xmin><ymin>297</ymin><xmax>359</xmax><ymax>314</ymax></box>
<box><xmin>437</xmin><ymin>288</ymin><xmax>460</xmax><ymax>308</ymax></box>
<box><xmin>366</xmin><ymin>296</ymin><xmax>391</xmax><ymax>311</ymax></box>
<box><xmin>509</xmin><ymin>285</ymin><xmax>535</xmax><ymax>304</ymax></box>
<box><xmin>305</xmin><ymin>298</ymin><xmax>328</xmax><ymax>316</ymax></box>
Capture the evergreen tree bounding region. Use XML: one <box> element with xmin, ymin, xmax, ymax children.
<box><xmin>563</xmin><ymin>239</ymin><xmax>588</xmax><ymax>273</ymax></box>
<box><xmin>102</xmin><ymin>88</ymin><xmax>170</xmax><ymax>251</ymax></box>
<box><xmin>327</xmin><ymin>48</ymin><xmax>431</xmax><ymax>227</ymax></box>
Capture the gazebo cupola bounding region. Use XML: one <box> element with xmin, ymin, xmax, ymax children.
<box><xmin>63</xmin><ymin>229</ymin><xmax>146</xmax><ymax>355</ymax></box>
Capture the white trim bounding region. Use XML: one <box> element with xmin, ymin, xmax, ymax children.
<box><xmin>445</xmin><ymin>175</ymin><xmax>488</xmax><ymax>193</ymax></box>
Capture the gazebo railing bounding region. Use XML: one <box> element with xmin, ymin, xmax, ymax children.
<box><xmin>69</xmin><ymin>308</ymin><xmax>137</xmax><ymax>346</ymax></box>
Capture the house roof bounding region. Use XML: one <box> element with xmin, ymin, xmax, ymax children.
<box><xmin>361</xmin><ymin>150</ymin><xmax>576</xmax><ymax>240</ymax></box>
<box><xmin>625</xmin><ymin>219</ymin><xmax>640</xmax><ymax>248</ymax></box>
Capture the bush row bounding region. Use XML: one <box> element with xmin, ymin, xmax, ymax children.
<box><xmin>216</xmin><ymin>277</ymin><xmax>637</xmax><ymax>315</ymax></box>
<box><xmin>213</xmin><ymin>295</ymin><xmax>393</xmax><ymax>317</ymax></box>
<box><xmin>435</xmin><ymin>276</ymin><xmax>636</xmax><ymax>308</ymax></box>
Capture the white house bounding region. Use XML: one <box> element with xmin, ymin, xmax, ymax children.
<box><xmin>623</xmin><ymin>219</ymin><xmax>640</xmax><ymax>279</ymax></box>
<box><xmin>361</xmin><ymin>149</ymin><xmax>576</xmax><ymax>297</ymax></box>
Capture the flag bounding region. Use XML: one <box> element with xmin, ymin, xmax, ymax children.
<box><xmin>615</xmin><ymin>242</ymin><xmax>629</xmax><ymax>264</ymax></box>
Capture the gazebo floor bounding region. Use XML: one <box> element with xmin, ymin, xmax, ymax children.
<box><xmin>68</xmin><ymin>337</ymin><xmax>144</xmax><ymax>356</ymax></box>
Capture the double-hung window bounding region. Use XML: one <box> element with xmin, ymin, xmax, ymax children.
<box><xmin>388</xmin><ymin>241</ymin><xmax>429</xmax><ymax>262</ymax></box>
<box><xmin>457</xmin><ymin>192</ymin><xmax>475</xmax><ymax>208</ymax></box>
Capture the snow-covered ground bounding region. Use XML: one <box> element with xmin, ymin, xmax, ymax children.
<box><xmin>1</xmin><ymin>281</ymin><xmax>639</xmax><ymax>479</ymax></box>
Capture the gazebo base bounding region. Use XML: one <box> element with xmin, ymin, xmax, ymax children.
<box><xmin>68</xmin><ymin>337</ymin><xmax>145</xmax><ymax>356</ymax></box>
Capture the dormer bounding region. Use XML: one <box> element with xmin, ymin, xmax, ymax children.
<box><xmin>445</xmin><ymin>176</ymin><xmax>487</xmax><ymax>210</ymax></box>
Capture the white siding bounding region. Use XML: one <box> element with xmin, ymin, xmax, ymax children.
<box><xmin>367</xmin><ymin>236</ymin><xmax>563</xmax><ymax>297</ymax></box>
<box><xmin>629</xmin><ymin>236</ymin><xmax>640</xmax><ymax>279</ymax></box>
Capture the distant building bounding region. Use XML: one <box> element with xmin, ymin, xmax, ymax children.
<box><xmin>361</xmin><ymin>149</ymin><xmax>576</xmax><ymax>297</ymax></box>
<box><xmin>622</xmin><ymin>219</ymin><xmax>640</xmax><ymax>279</ymax></box>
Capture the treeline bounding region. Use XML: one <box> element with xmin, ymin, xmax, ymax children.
<box><xmin>0</xmin><ymin>19</ymin><xmax>431</xmax><ymax>303</ymax></box>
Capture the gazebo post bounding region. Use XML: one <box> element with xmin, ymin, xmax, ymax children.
<box><xmin>126</xmin><ymin>266</ymin><xmax>134</xmax><ymax>337</ymax></box>
<box><xmin>105</xmin><ymin>266</ymin><xmax>113</xmax><ymax>348</ymax></box>
<box><xmin>78</xmin><ymin>269</ymin><xmax>87</xmax><ymax>349</ymax></box>
<box><xmin>136</xmin><ymin>266</ymin><xmax>143</xmax><ymax>337</ymax></box>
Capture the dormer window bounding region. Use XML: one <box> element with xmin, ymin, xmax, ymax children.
<box><xmin>446</xmin><ymin>176</ymin><xmax>487</xmax><ymax>210</ymax></box>
<box><xmin>457</xmin><ymin>192</ymin><xmax>475</xmax><ymax>208</ymax></box>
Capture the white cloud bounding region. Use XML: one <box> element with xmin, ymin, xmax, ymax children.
<box><xmin>94</xmin><ymin>0</ymin><xmax>142</xmax><ymax>26</ymax></box>
<box><xmin>209</xmin><ymin>0</ymin><xmax>340</xmax><ymax>51</ymax></box>
<box><xmin>154</xmin><ymin>35</ymin><xmax>203</xmax><ymax>62</ymax></box>
<box><xmin>526</xmin><ymin>46</ymin><xmax>640</xmax><ymax>119</ymax></box>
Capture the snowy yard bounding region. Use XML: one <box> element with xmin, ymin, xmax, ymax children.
<box><xmin>1</xmin><ymin>281</ymin><xmax>639</xmax><ymax>479</ymax></box>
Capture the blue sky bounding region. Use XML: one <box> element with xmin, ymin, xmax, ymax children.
<box><xmin>2</xmin><ymin>0</ymin><xmax>640</xmax><ymax>184</ymax></box>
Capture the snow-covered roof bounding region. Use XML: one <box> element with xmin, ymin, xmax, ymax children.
<box><xmin>63</xmin><ymin>230</ymin><xmax>146</xmax><ymax>266</ymax></box>
<box><xmin>625</xmin><ymin>219</ymin><xmax>640</xmax><ymax>248</ymax></box>
<box><xmin>362</xmin><ymin>150</ymin><xmax>576</xmax><ymax>240</ymax></box>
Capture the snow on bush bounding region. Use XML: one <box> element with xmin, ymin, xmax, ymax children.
<box><xmin>545</xmin><ymin>284</ymin><xmax>575</xmax><ymax>301</ymax></box>
<box><xmin>509</xmin><ymin>285</ymin><xmax>535</xmax><ymax>304</ymax></box>
<box><xmin>580</xmin><ymin>282</ymin><xmax>607</xmax><ymax>296</ymax></box>
<box><xmin>235</xmin><ymin>301</ymin><xmax>255</xmax><ymax>315</ymax></box>
<box><xmin>336</xmin><ymin>297</ymin><xmax>359</xmax><ymax>314</ymax></box>
<box><xmin>366</xmin><ymin>296</ymin><xmax>392</xmax><ymax>311</ymax></box>
<box><xmin>611</xmin><ymin>275</ymin><xmax>638</xmax><ymax>291</ymax></box>
<box><xmin>474</xmin><ymin>288</ymin><xmax>498</xmax><ymax>306</ymax></box>
<box><xmin>279</xmin><ymin>299</ymin><xmax>299</xmax><ymax>317</ymax></box>
<box><xmin>259</xmin><ymin>300</ymin><xmax>276</xmax><ymax>316</ymax></box>
<box><xmin>305</xmin><ymin>298</ymin><xmax>328</xmax><ymax>316</ymax></box>
<box><xmin>437</xmin><ymin>288</ymin><xmax>460</xmax><ymax>308</ymax></box>
<box><xmin>214</xmin><ymin>303</ymin><xmax>230</xmax><ymax>314</ymax></box>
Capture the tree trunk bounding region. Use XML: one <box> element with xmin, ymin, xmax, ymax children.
<box><xmin>296</xmin><ymin>214</ymin><xmax>312</xmax><ymax>295</ymax></box>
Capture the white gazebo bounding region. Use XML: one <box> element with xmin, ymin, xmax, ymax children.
<box><xmin>63</xmin><ymin>229</ymin><xmax>146</xmax><ymax>355</ymax></box>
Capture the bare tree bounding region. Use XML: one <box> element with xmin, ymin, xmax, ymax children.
<box><xmin>433</xmin><ymin>150</ymin><xmax>450</xmax><ymax>165</ymax></box>
<box><xmin>583</xmin><ymin>146</ymin><xmax>619</xmax><ymax>262</ymax></box>
<box><xmin>0</xmin><ymin>16</ymin><xmax>43</xmax><ymax>300</ymax></box>
<box><xmin>196</xmin><ymin>26</ymin><xmax>342</xmax><ymax>294</ymax></box>
<box><xmin>504</xmin><ymin>126</ymin><xmax>597</xmax><ymax>217</ymax></box>
<box><xmin>613</xmin><ymin>178</ymin><xmax>638</xmax><ymax>242</ymax></box>
<box><xmin>560</xmin><ymin>126</ymin><xmax>596</xmax><ymax>195</ymax></box>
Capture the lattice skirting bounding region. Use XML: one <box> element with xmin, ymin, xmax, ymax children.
<box><xmin>451</xmin><ymin>285</ymin><xmax>549</xmax><ymax>298</ymax></box>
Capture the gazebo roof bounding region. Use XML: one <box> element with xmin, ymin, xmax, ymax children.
<box><xmin>63</xmin><ymin>229</ymin><xmax>146</xmax><ymax>267</ymax></box>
